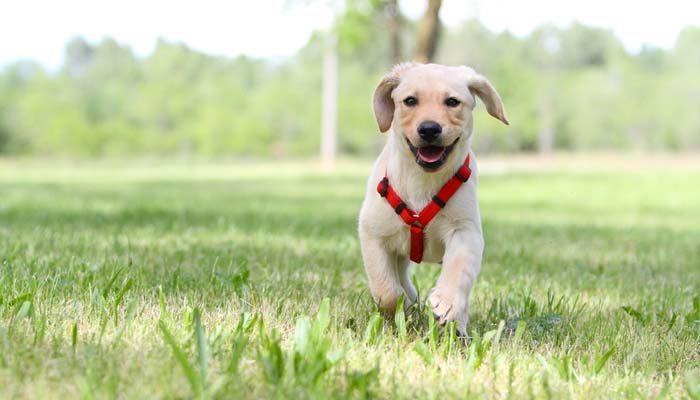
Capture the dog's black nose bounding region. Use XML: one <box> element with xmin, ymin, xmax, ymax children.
<box><xmin>417</xmin><ymin>121</ymin><xmax>442</xmax><ymax>142</ymax></box>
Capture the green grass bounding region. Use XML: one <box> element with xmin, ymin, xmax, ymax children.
<box><xmin>0</xmin><ymin>160</ymin><xmax>699</xmax><ymax>399</ymax></box>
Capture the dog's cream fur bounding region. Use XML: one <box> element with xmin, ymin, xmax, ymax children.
<box><xmin>358</xmin><ymin>63</ymin><xmax>508</xmax><ymax>335</ymax></box>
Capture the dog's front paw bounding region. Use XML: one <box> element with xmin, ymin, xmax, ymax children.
<box><xmin>428</xmin><ymin>287</ymin><xmax>468</xmax><ymax>336</ymax></box>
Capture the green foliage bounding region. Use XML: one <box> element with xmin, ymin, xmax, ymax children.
<box><xmin>344</xmin><ymin>365</ymin><xmax>380</xmax><ymax>399</ymax></box>
<box><xmin>158</xmin><ymin>319</ymin><xmax>205</xmax><ymax>396</ymax></box>
<box><xmin>228</xmin><ymin>313</ymin><xmax>255</xmax><ymax>375</ymax></box>
<box><xmin>393</xmin><ymin>294</ymin><xmax>407</xmax><ymax>340</ymax></box>
<box><xmin>593</xmin><ymin>347</ymin><xmax>616</xmax><ymax>375</ymax></box>
<box><xmin>257</xmin><ymin>324</ymin><xmax>286</xmax><ymax>384</ymax></box>
<box><xmin>363</xmin><ymin>312</ymin><xmax>383</xmax><ymax>344</ymax></box>
<box><xmin>291</xmin><ymin>298</ymin><xmax>345</xmax><ymax>385</ymax></box>
<box><xmin>0</xmin><ymin>17</ymin><xmax>699</xmax><ymax>156</ymax></box>
<box><xmin>413</xmin><ymin>340</ymin><xmax>434</xmax><ymax>365</ymax></box>
<box><xmin>465</xmin><ymin>323</ymin><xmax>503</xmax><ymax>371</ymax></box>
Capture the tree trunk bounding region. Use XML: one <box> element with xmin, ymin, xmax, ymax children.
<box><xmin>320</xmin><ymin>29</ymin><xmax>338</xmax><ymax>165</ymax></box>
<box><xmin>538</xmin><ymin>77</ymin><xmax>555</xmax><ymax>153</ymax></box>
<box><xmin>384</xmin><ymin>0</ymin><xmax>402</xmax><ymax>64</ymax></box>
<box><xmin>538</xmin><ymin>97</ymin><xmax>554</xmax><ymax>154</ymax></box>
<box><xmin>415</xmin><ymin>0</ymin><xmax>442</xmax><ymax>63</ymax></box>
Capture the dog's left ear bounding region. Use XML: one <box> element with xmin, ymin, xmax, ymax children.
<box><xmin>464</xmin><ymin>68</ymin><xmax>509</xmax><ymax>125</ymax></box>
<box><xmin>372</xmin><ymin>63</ymin><xmax>417</xmax><ymax>133</ymax></box>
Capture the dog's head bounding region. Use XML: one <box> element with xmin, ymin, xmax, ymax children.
<box><xmin>373</xmin><ymin>63</ymin><xmax>508</xmax><ymax>171</ymax></box>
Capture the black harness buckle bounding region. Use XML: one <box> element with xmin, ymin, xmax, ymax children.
<box><xmin>432</xmin><ymin>195</ymin><xmax>446</xmax><ymax>208</ymax></box>
<box><xmin>394</xmin><ymin>202</ymin><xmax>406</xmax><ymax>215</ymax></box>
<box><xmin>379</xmin><ymin>177</ymin><xmax>389</xmax><ymax>197</ymax></box>
<box><xmin>455</xmin><ymin>168</ymin><xmax>470</xmax><ymax>182</ymax></box>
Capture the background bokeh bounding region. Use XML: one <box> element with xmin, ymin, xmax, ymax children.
<box><xmin>0</xmin><ymin>0</ymin><xmax>698</xmax><ymax>158</ymax></box>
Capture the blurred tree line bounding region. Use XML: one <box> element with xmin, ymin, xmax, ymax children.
<box><xmin>0</xmin><ymin>4</ymin><xmax>698</xmax><ymax>157</ymax></box>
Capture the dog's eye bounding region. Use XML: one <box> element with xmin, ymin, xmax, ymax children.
<box><xmin>403</xmin><ymin>96</ymin><xmax>418</xmax><ymax>107</ymax></box>
<box><xmin>445</xmin><ymin>97</ymin><xmax>461</xmax><ymax>107</ymax></box>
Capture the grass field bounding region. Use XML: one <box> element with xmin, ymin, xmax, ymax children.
<box><xmin>1</xmin><ymin>158</ymin><xmax>699</xmax><ymax>399</ymax></box>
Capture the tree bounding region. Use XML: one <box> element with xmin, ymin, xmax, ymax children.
<box><xmin>384</xmin><ymin>0</ymin><xmax>402</xmax><ymax>63</ymax></box>
<box><xmin>0</xmin><ymin>18</ymin><xmax>698</xmax><ymax>156</ymax></box>
<box><xmin>64</xmin><ymin>37</ymin><xmax>95</xmax><ymax>79</ymax></box>
<box><xmin>415</xmin><ymin>0</ymin><xmax>442</xmax><ymax>62</ymax></box>
<box><xmin>320</xmin><ymin>25</ymin><xmax>338</xmax><ymax>164</ymax></box>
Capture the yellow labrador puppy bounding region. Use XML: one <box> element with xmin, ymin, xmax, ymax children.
<box><xmin>358</xmin><ymin>63</ymin><xmax>508</xmax><ymax>336</ymax></box>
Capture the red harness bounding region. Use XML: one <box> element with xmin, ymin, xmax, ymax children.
<box><xmin>377</xmin><ymin>154</ymin><xmax>472</xmax><ymax>263</ymax></box>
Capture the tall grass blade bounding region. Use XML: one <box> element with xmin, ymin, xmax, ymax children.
<box><xmin>102</xmin><ymin>268</ymin><xmax>124</xmax><ymax>299</ymax></box>
<box><xmin>413</xmin><ymin>341</ymin><xmax>434</xmax><ymax>365</ymax></box>
<box><xmin>13</xmin><ymin>301</ymin><xmax>31</xmax><ymax>324</ymax></box>
<box><xmin>158</xmin><ymin>320</ymin><xmax>200</xmax><ymax>395</ymax></box>
<box><xmin>364</xmin><ymin>313</ymin><xmax>383</xmax><ymax>345</ymax></box>
<box><xmin>193</xmin><ymin>307</ymin><xmax>208</xmax><ymax>393</ymax></box>
<box><xmin>593</xmin><ymin>347</ymin><xmax>615</xmax><ymax>375</ymax></box>
<box><xmin>394</xmin><ymin>295</ymin><xmax>406</xmax><ymax>340</ymax></box>
<box><xmin>158</xmin><ymin>285</ymin><xmax>167</xmax><ymax>320</ymax></box>
<box><xmin>71</xmin><ymin>322</ymin><xmax>78</xmax><ymax>352</ymax></box>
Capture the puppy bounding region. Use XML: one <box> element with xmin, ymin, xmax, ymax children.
<box><xmin>358</xmin><ymin>63</ymin><xmax>508</xmax><ymax>336</ymax></box>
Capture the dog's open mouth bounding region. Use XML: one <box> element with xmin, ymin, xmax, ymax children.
<box><xmin>406</xmin><ymin>137</ymin><xmax>460</xmax><ymax>170</ymax></box>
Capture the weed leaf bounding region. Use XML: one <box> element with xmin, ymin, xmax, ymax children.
<box><xmin>593</xmin><ymin>347</ymin><xmax>615</xmax><ymax>375</ymax></box>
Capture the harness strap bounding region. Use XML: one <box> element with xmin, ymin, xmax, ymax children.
<box><xmin>376</xmin><ymin>154</ymin><xmax>472</xmax><ymax>263</ymax></box>
<box><xmin>409</xmin><ymin>225</ymin><xmax>424</xmax><ymax>264</ymax></box>
<box><xmin>378</xmin><ymin>177</ymin><xmax>418</xmax><ymax>226</ymax></box>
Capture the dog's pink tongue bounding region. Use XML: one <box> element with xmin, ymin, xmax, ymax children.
<box><xmin>417</xmin><ymin>146</ymin><xmax>445</xmax><ymax>163</ymax></box>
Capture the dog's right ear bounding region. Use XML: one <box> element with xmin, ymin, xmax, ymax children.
<box><xmin>372</xmin><ymin>75</ymin><xmax>399</xmax><ymax>133</ymax></box>
<box><xmin>372</xmin><ymin>63</ymin><xmax>416</xmax><ymax>133</ymax></box>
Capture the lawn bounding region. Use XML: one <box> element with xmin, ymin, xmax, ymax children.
<box><xmin>0</xmin><ymin>159</ymin><xmax>699</xmax><ymax>399</ymax></box>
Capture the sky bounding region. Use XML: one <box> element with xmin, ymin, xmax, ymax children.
<box><xmin>1</xmin><ymin>0</ymin><xmax>698</xmax><ymax>69</ymax></box>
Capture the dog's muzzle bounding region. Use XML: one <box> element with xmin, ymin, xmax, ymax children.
<box><xmin>406</xmin><ymin>137</ymin><xmax>460</xmax><ymax>171</ymax></box>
